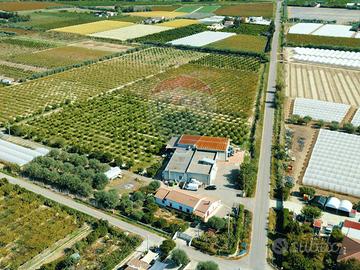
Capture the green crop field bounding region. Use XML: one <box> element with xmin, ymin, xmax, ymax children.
<box><xmin>215</xmin><ymin>3</ymin><xmax>274</xmax><ymax>17</ymax></box>
<box><xmin>0</xmin><ymin>179</ymin><xmax>81</xmax><ymax>269</ymax></box>
<box><xmin>14</xmin><ymin>54</ymin><xmax>262</xmax><ymax>168</ymax></box>
<box><xmin>133</xmin><ymin>24</ymin><xmax>208</xmax><ymax>43</ymax></box>
<box><xmin>207</xmin><ymin>34</ymin><xmax>267</xmax><ymax>53</ymax></box>
<box><xmin>197</xmin><ymin>5</ymin><xmax>221</xmax><ymax>13</ymax></box>
<box><xmin>286</xmin><ymin>34</ymin><xmax>360</xmax><ymax>49</ymax></box>
<box><xmin>224</xmin><ymin>23</ymin><xmax>270</xmax><ymax>36</ymax></box>
<box><xmin>0</xmin><ymin>64</ymin><xmax>33</xmax><ymax>80</ymax></box>
<box><xmin>10</xmin><ymin>46</ymin><xmax>113</xmax><ymax>68</ymax></box>
<box><xmin>175</xmin><ymin>5</ymin><xmax>201</xmax><ymax>12</ymax></box>
<box><xmin>0</xmin><ymin>47</ymin><xmax>204</xmax><ymax>124</ymax></box>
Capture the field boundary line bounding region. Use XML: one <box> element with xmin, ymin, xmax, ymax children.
<box><xmin>18</xmin><ymin>224</ymin><xmax>91</xmax><ymax>270</ymax></box>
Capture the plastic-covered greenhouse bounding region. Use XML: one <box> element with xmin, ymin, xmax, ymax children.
<box><xmin>293</xmin><ymin>98</ymin><xmax>350</xmax><ymax>123</ymax></box>
<box><xmin>0</xmin><ymin>139</ymin><xmax>48</xmax><ymax>166</ymax></box>
<box><xmin>352</xmin><ymin>109</ymin><xmax>360</xmax><ymax>127</ymax></box>
<box><xmin>303</xmin><ymin>129</ymin><xmax>360</xmax><ymax>197</ymax></box>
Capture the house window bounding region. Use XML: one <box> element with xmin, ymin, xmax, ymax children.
<box><xmin>186</xmin><ymin>209</ymin><xmax>190</xmax><ymax>213</ymax></box>
<box><xmin>179</xmin><ymin>206</ymin><xmax>183</xmax><ymax>210</ymax></box>
<box><xmin>162</xmin><ymin>199</ymin><xmax>165</xmax><ymax>204</ymax></box>
<box><xmin>170</xmin><ymin>203</ymin><xmax>172</xmax><ymax>207</ymax></box>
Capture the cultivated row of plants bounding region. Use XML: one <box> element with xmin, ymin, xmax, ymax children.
<box><xmin>0</xmin><ymin>178</ymin><xmax>86</xmax><ymax>269</ymax></box>
<box><xmin>0</xmin><ymin>47</ymin><xmax>204</xmax><ymax>124</ymax></box>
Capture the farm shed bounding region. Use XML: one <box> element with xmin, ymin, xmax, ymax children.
<box><xmin>303</xmin><ymin>129</ymin><xmax>360</xmax><ymax>197</ymax></box>
<box><xmin>0</xmin><ymin>139</ymin><xmax>49</xmax><ymax>166</ymax></box>
<box><xmin>105</xmin><ymin>166</ymin><xmax>121</xmax><ymax>180</ymax></box>
<box><xmin>325</xmin><ymin>197</ymin><xmax>341</xmax><ymax>211</ymax></box>
<box><xmin>339</xmin><ymin>200</ymin><xmax>353</xmax><ymax>213</ymax></box>
<box><xmin>199</xmin><ymin>15</ymin><xmax>225</xmax><ymax>25</ymax></box>
<box><xmin>293</xmin><ymin>98</ymin><xmax>350</xmax><ymax>123</ymax></box>
<box><xmin>351</xmin><ymin>109</ymin><xmax>360</xmax><ymax>127</ymax></box>
<box><xmin>154</xmin><ymin>187</ymin><xmax>221</xmax><ymax>221</ymax></box>
<box><xmin>168</xmin><ymin>31</ymin><xmax>235</xmax><ymax>47</ymax></box>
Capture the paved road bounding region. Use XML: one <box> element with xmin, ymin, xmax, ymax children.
<box><xmin>0</xmin><ymin>172</ymin><xmax>164</xmax><ymax>250</ymax></box>
<box><xmin>246</xmin><ymin>1</ymin><xmax>282</xmax><ymax>270</ymax></box>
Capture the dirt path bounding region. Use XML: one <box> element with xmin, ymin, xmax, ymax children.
<box><xmin>18</xmin><ymin>224</ymin><xmax>91</xmax><ymax>270</ymax></box>
<box><xmin>0</xmin><ymin>60</ymin><xmax>48</xmax><ymax>72</ymax></box>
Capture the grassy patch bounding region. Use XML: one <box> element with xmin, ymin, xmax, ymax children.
<box><xmin>207</xmin><ymin>34</ymin><xmax>267</xmax><ymax>53</ymax></box>
<box><xmin>151</xmin><ymin>5</ymin><xmax>181</xmax><ymax>11</ymax></box>
<box><xmin>197</xmin><ymin>5</ymin><xmax>221</xmax><ymax>13</ymax></box>
<box><xmin>157</xmin><ymin>19</ymin><xmax>199</xmax><ymax>28</ymax></box>
<box><xmin>286</xmin><ymin>33</ymin><xmax>360</xmax><ymax>50</ymax></box>
<box><xmin>175</xmin><ymin>5</ymin><xmax>201</xmax><ymax>13</ymax></box>
<box><xmin>223</xmin><ymin>23</ymin><xmax>270</xmax><ymax>36</ymax></box>
<box><xmin>215</xmin><ymin>3</ymin><xmax>274</xmax><ymax>17</ymax></box>
<box><xmin>9</xmin><ymin>46</ymin><xmax>112</xmax><ymax>68</ymax></box>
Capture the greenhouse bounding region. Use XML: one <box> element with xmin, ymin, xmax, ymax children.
<box><xmin>303</xmin><ymin>129</ymin><xmax>360</xmax><ymax>197</ymax></box>
<box><xmin>351</xmin><ymin>109</ymin><xmax>360</xmax><ymax>127</ymax></box>
<box><xmin>339</xmin><ymin>200</ymin><xmax>353</xmax><ymax>213</ymax></box>
<box><xmin>293</xmin><ymin>98</ymin><xmax>350</xmax><ymax>123</ymax></box>
<box><xmin>288</xmin><ymin>23</ymin><xmax>323</xmax><ymax>35</ymax></box>
<box><xmin>292</xmin><ymin>47</ymin><xmax>360</xmax><ymax>69</ymax></box>
<box><xmin>325</xmin><ymin>197</ymin><xmax>340</xmax><ymax>211</ymax></box>
<box><xmin>0</xmin><ymin>139</ymin><xmax>49</xmax><ymax>166</ymax></box>
<box><xmin>168</xmin><ymin>31</ymin><xmax>236</xmax><ymax>47</ymax></box>
<box><xmin>312</xmin><ymin>24</ymin><xmax>354</xmax><ymax>38</ymax></box>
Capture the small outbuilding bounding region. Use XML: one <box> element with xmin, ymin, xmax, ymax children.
<box><xmin>325</xmin><ymin>197</ymin><xmax>341</xmax><ymax>211</ymax></box>
<box><xmin>339</xmin><ymin>200</ymin><xmax>353</xmax><ymax>214</ymax></box>
<box><xmin>104</xmin><ymin>166</ymin><xmax>122</xmax><ymax>180</ymax></box>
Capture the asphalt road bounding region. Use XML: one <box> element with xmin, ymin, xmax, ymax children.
<box><xmin>246</xmin><ymin>1</ymin><xmax>282</xmax><ymax>269</ymax></box>
<box><xmin>0</xmin><ymin>172</ymin><xmax>164</xmax><ymax>250</ymax></box>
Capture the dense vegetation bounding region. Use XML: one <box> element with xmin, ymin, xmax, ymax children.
<box><xmin>0</xmin><ymin>178</ymin><xmax>85</xmax><ymax>270</ymax></box>
<box><xmin>215</xmin><ymin>3</ymin><xmax>274</xmax><ymax>17</ymax></box>
<box><xmin>39</xmin><ymin>220</ymin><xmax>142</xmax><ymax>270</ymax></box>
<box><xmin>207</xmin><ymin>34</ymin><xmax>267</xmax><ymax>53</ymax></box>
<box><xmin>0</xmin><ymin>47</ymin><xmax>203</xmax><ymax>124</ymax></box>
<box><xmin>22</xmin><ymin>149</ymin><xmax>110</xmax><ymax>197</ymax></box>
<box><xmin>286</xmin><ymin>34</ymin><xmax>360</xmax><ymax>51</ymax></box>
<box><xmin>12</xmin><ymin>53</ymin><xmax>261</xmax><ymax>168</ymax></box>
<box><xmin>223</xmin><ymin>23</ymin><xmax>270</xmax><ymax>36</ymax></box>
<box><xmin>133</xmin><ymin>24</ymin><xmax>208</xmax><ymax>44</ymax></box>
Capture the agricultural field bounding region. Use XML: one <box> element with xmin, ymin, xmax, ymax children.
<box><xmin>15</xmin><ymin>54</ymin><xmax>262</xmax><ymax>167</ymax></box>
<box><xmin>223</xmin><ymin>23</ymin><xmax>270</xmax><ymax>36</ymax></box>
<box><xmin>51</xmin><ymin>20</ymin><xmax>133</xmax><ymax>35</ymax></box>
<box><xmin>158</xmin><ymin>19</ymin><xmax>199</xmax><ymax>28</ymax></box>
<box><xmin>11</xmin><ymin>11</ymin><xmax>106</xmax><ymax>31</ymax></box>
<box><xmin>0</xmin><ymin>64</ymin><xmax>33</xmax><ymax>80</ymax></box>
<box><xmin>69</xmin><ymin>40</ymin><xmax>134</xmax><ymax>53</ymax></box>
<box><xmin>286</xmin><ymin>34</ymin><xmax>360</xmax><ymax>49</ymax></box>
<box><xmin>0</xmin><ymin>1</ymin><xmax>61</xmax><ymax>11</ymax></box>
<box><xmin>89</xmin><ymin>24</ymin><xmax>172</xmax><ymax>41</ymax></box>
<box><xmin>168</xmin><ymin>31</ymin><xmax>236</xmax><ymax>47</ymax></box>
<box><xmin>175</xmin><ymin>5</ymin><xmax>202</xmax><ymax>13</ymax></box>
<box><xmin>196</xmin><ymin>5</ymin><xmax>221</xmax><ymax>13</ymax></box>
<box><xmin>133</xmin><ymin>23</ymin><xmax>208</xmax><ymax>44</ymax></box>
<box><xmin>0</xmin><ymin>178</ymin><xmax>81</xmax><ymax>269</ymax></box>
<box><xmin>207</xmin><ymin>34</ymin><xmax>267</xmax><ymax>53</ymax></box>
<box><xmin>151</xmin><ymin>5</ymin><xmax>180</xmax><ymax>11</ymax></box>
<box><xmin>287</xmin><ymin>0</ymin><xmax>352</xmax><ymax>8</ymax></box>
<box><xmin>127</xmin><ymin>11</ymin><xmax>186</xmax><ymax>18</ymax></box>
<box><xmin>0</xmin><ymin>47</ymin><xmax>204</xmax><ymax>124</ymax></box>
<box><xmin>285</xmin><ymin>62</ymin><xmax>360</xmax><ymax>106</ymax></box>
<box><xmin>215</xmin><ymin>3</ymin><xmax>274</xmax><ymax>17</ymax></box>
<box><xmin>10</xmin><ymin>46</ymin><xmax>114</xmax><ymax>68</ymax></box>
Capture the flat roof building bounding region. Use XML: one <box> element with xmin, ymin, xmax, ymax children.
<box><xmin>163</xmin><ymin>135</ymin><xmax>230</xmax><ymax>185</ymax></box>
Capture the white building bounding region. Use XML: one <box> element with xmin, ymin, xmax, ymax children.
<box><xmin>155</xmin><ymin>187</ymin><xmax>221</xmax><ymax>222</ymax></box>
<box><xmin>104</xmin><ymin>166</ymin><xmax>121</xmax><ymax>180</ymax></box>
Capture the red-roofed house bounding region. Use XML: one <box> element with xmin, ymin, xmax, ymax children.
<box><xmin>342</xmin><ymin>220</ymin><xmax>360</xmax><ymax>241</ymax></box>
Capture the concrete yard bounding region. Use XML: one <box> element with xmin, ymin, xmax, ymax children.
<box><xmin>288</xmin><ymin>7</ymin><xmax>360</xmax><ymax>24</ymax></box>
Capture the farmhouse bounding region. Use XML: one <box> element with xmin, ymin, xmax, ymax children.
<box><xmin>155</xmin><ymin>187</ymin><xmax>221</xmax><ymax>221</ymax></box>
<box><xmin>104</xmin><ymin>166</ymin><xmax>122</xmax><ymax>180</ymax></box>
<box><xmin>163</xmin><ymin>135</ymin><xmax>230</xmax><ymax>185</ymax></box>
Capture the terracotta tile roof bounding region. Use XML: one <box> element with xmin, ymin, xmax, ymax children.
<box><xmin>127</xmin><ymin>258</ymin><xmax>150</xmax><ymax>270</ymax></box>
<box><xmin>313</xmin><ymin>219</ymin><xmax>323</xmax><ymax>228</ymax></box>
<box><xmin>338</xmin><ymin>236</ymin><xmax>360</xmax><ymax>262</ymax></box>
<box><xmin>193</xmin><ymin>197</ymin><xmax>219</xmax><ymax>218</ymax></box>
<box><xmin>165</xmin><ymin>189</ymin><xmax>201</xmax><ymax>208</ymax></box>
<box><xmin>178</xmin><ymin>135</ymin><xmax>229</xmax><ymax>152</ymax></box>
<box><xmin>154</xmin><ymin>188</ymin><xmax>170</xmax><ymax>201</ymax></box>
<box><xmin>344</xmin><ymin>220</ymin><xmax>360</xmax><ymax>231</ymax></box>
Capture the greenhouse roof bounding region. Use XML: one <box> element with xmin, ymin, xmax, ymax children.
<box><xmin>168</xmin><ymin>31</ymin><xmax>235</xmax><ymax>47</ymax></box>
<box><xmin>0</xmin><ymin>139</ymin><xmax>48</xmax><ymax>166</ymax></box>
<box><xmin>312</xmin><ymin>24</ymin><xmax>354</xmax><ymax>38</ymax></box>
<box><xmin>288</xmin><ymin>23</ymin><xmax>323</xmax><ymax>34</ymax></box>
<box><xmin>352</xmin><ymin>109</ymin><xmax>360</xmax><ymax>127</ymax></box>
<box><xmin>293</xmin><ymin>98</ymin><xmax>350</xmax><ymax>123</ymax></box>
<box><xmin>303</xmin><ymin>129</ymin><xmax>360</xmax><ymax>197</ymax></box>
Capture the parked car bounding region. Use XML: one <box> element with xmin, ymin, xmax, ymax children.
<box><xmin>205</xmin><ymin>185</ymin><xmax>217</xmax><ymax>190</ymax></box>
